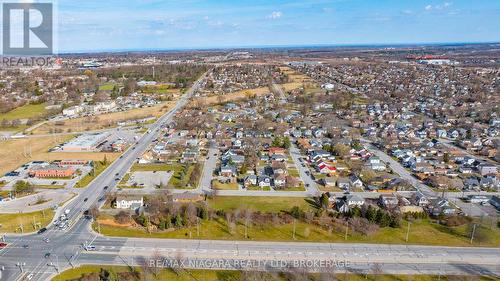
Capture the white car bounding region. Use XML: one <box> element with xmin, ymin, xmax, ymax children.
<box><xmin>26</xmin><ymin>273</ymin><xmax>34</xmax><ymax>280</ymax></box>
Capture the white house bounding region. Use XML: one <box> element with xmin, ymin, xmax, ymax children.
<box><xmin>115</xmin><ymin>195</ymin><xmax>143</xmax><ymax>210</ymax></box>
<box><xmin>62</xmin><ymin>105</ymin><xmax>84</xmax><ymax>117</ymax></box>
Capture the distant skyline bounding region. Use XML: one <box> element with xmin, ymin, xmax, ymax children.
<box><xmin>55</xmin><ymin>0</ymin><xmax>500</xmax><ymax>53</ymax></box>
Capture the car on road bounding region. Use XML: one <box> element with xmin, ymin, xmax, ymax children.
<box><xmin>115</xmin><ymin>173</ymin><xmax>119</xmax><ymax>176</ymax></box>
<box><xmin>306</xmin><ymin>184</ymin><xmax>310</xmax><ymax>187</ymax></box>
<box><xmin>0</xmin><ymin>242</ymin><xmax>7</xmax><ymax>248</ymax></box>
<box><xmin>23</xmin><ymin>244</ymin><xmax>29</xmax><ymax>249</ymax></box>
<box><xmin>115</xmin><ymin>178</ymin><xmax>120</xmax><ymax>181</ymax></box>
<box><xmin>84</xmin><ymin>245</ymin><xmax>96</xmax><ymax>251</ymax></box>
<box><xmin>51</xmin><ymin>181</ymin><xmax>57</xmax><ymax>185</ymax></box>
<box><xmin>83</xmin><ymin>197</ymin><xmax>88</xmax><ymax>202</ymax></box>
<box><xmin>26</xmin><ymin>273</ymin><xmax>34</xmax><ymax>280</ymax></box>
<box><xmin>104</xmin><ymin>186</ymin><xmax>109</xmax><ymax>190</ymax></box>
<box><xmin>44</xmin><ymin>253</ymin><xmax>51</xmax><ymax>258</ymax></box>
<box><xmin>98</xmin><ymin>196</ymin><xmax>105</xmax><ymax>202</ymax></box>
<box><xmin>44</xmin><ymin>238</ymin><xmax>50</xmax><ymax>243</ymax></box>
<box><xmin>37</xmin><ymin>227</ymin><xmax>47</xmax><ymax>234</ymax></box>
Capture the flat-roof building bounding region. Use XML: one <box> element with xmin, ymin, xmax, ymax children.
<box><xmin>60</xmin><ymin>132</ymin><xmax>110</xmax><ymax>152</ymax></box>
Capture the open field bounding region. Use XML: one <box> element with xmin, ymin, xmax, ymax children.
<box><xmin>98</xmin><ymin>83</ymin><xmax>121</xmax><ymax>91</ymax></box>
<box><xmin>52</xmin><ymin>265</ymin><xmax>498</xmax><ymax>281</ymax></box>
<box><xmin>0</xmin><ymin>209</ymin><xmax>54</xmax><ymax>233</ymax></box>
<box><xmin>208</xmin><ymin>196</ymin><xmax>313</xmax><ymax>213</ymax></box>
<box><xmin>0</xmin><ymin>134</ymin><xmax>120</xmax><ymax>176</ymax></box>
<box><xmin>0</xmin><ymin>135</ymin><xmax>73</xmax><ymax>176</ymax></box>
<box><xmin>212</xmin><ymin>181</ymin><xmax>238</xmax><ymax>190</ymax></box>
<box><xmin>32</xmin><ymin>102</ymin><xmax>175</xmax><ymax>134</ymax></box>
<box><xmin>94</xmin><ymin>214</ymin><xmax>500</xmax><ymax>247</ymax></box>
<box><xmin>0</xmin><ymin>103</ymin><xmax>48</xmax><ymax>121</ymax></box>
<box><xmin>95</xmin><ymin>196</ymin><xmax>500</xmax><ymax>247</ymax></box>
<box><xmin>279</xmin><ymin>66</ymin><xmax>317</xmax><ymax>88</ymax></box>
<box><xmin>198</xmin><ymin>87</ymin><xmax>270</xmax><ymax>105</ymax></box>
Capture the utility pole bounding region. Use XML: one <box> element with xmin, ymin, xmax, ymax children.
<box><xmin>196</xmin><ymin>217</ymin><xmax>200</xmax><ymax>237</ymax></box>
<box><xmin>345</xmin><ymin>221</ymin><xmax>349</xmax><ymax>240</ymax></box>
<box><xmin>470</xmin><ymin>224</ymin><xmax>477</xmax><ymax>244</ymax></box>
<box><xmin>405</xmin><ymin>221</ymin><xmax>411</xmax><ymax>242</ymax></box>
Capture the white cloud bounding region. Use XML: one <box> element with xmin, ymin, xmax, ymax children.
<box><xmin>425</xmin><ymin>2</ymin><xmax>453</xmax><ymax>11</ymax></box>
<box><xmin>267</xmin><ymin>11</ymin><xmax>282</xmax><ymax>19</ymax></box>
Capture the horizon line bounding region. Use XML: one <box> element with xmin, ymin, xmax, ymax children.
<box><xmin>56</xmin><ymin>41</ymin><xmax>500</xmax><ymax>55</ymax></box>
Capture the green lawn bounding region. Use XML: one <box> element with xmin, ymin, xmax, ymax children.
<box><xmin>0</xmin><ymin>209</ymin><xmax>54</xmax><ymax>233</ymax></box>
<box><xmin>275</xmin><ymin>185</ymin><xmax>306</xmax><ymax>192</ymax></box>
<box><xmin>52</xmin><ymin>265</ymin><xmax>497</xmax><ymax>281</ymax></box>
<box><xmin>246</xmin><ymin>185</ymin><xmax>271</xmax><ymax>191</ymax></box>
<box><xmin>98</xmin><ymin>83</ymin><xmax>120</xmax><ymax>91</ymax></box>
<box><xmin>208</xmin><ymin>196</ymin><xmax>314</xmax><ymax>213</ymax></box>
<box><xmin>0</xmin><ymin>103</ymin><xmax>47</xmax><ymax>121</ymax></box>
<box><xmin>212</xmin><ymin>181</ymin><xmax>238</xmax><ymax>190</ymax></box>
<box><xmin>75</xmin><ymin>161</ymin><xmax>111</xmax><ymax>188</ymax></box>
<box><xmin>34</xmin><ymin>184</ymin><xmax>65</xmax><ymax>189</ymax></box>
<box><xmin>288</xmin><ymin>168</ymin><xmax>299</xmax><ymax>177</ymax></box>
<box><xmin>94</xmin><ymin>216</ymin><xmax>500</xmax><ymax>247</ymax></box>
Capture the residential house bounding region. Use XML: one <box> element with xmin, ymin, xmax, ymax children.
<box><xmin>115</xmin><ymin>195</ymin><xmax>143</xmax><ymax>210</ymax></box>
<box><xmin>379</xmin><ymin>194</ymin><xmax>399</xmax><ymax>209</ymax></box>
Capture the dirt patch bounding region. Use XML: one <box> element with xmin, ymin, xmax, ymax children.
<box><xmin>98</xmin><ymin>218</ymin><xmax>137</xmax><ymax>228</ymax></box>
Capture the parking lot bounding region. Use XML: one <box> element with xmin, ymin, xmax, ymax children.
<box><xmin>126</xmin><ymin>171</ymin><xmax>172</xmax><ymax>192</ymax></box>
<box><xmin>0</xmin><ymin>161</ymin><xmax>93</xmax><ymax>190</ymax></box>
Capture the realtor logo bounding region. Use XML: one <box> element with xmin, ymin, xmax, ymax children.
<box><xmin>2</xmin><ymin>2</ymin><xmax>53</xmax><ymax>55</ymax></box>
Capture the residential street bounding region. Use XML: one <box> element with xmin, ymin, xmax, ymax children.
<box><xmin>361</xmin><ymin>138</ymin><xmax>436</xmax><ymax>197</ymax></box>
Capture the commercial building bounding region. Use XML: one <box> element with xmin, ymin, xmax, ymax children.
<box><xmin>29</xmin><ymin>164</ymin><xmax>75</xmax><ymax>178</ymax></box>
<box><xmin>60</xmin><ymin>132</ymin><xmax>110</xmax><ymax>152</ymax></box>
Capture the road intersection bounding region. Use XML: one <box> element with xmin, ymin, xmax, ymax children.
<box><xmin>0</xmin><ymin>75</ymin><xmax>499</xmax><ymax>280</ymax></box>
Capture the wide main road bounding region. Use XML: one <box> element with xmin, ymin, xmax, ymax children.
<box><xmin>0</xmin><ymin>72</ymin><xmax>209</xmax><ymax>281</ymax></box>
<box><xmin>0</xmin><ymin>73</ymin><xmax>499</xmax><ymax>280</ymax></box>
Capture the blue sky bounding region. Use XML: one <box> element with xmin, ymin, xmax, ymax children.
<box><xmin>55</xmin><ymin>0</ymin><xmax>500</xmax><ymax>52</ymax></box>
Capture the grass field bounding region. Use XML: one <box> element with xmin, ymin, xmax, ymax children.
<box><xmin>208</xmin><ymin>196</ymin><xmax>314</xmax><ymax>213</ymax></box>
<box><xmin>0</xmin><ymin>103</ymin><xmax>48</xmax><ymax>121</ymax></box>
<box><xmin>32</xmin><ymin>102</ymin><xmax>175</xmax><ymax>134</ymax></box>
<box><xmin>52</xmin><ymin>265</ymin><xmax>497</xmax><ymax>281</ymax></box>
<box><xmin>99</xmin><ymin>83</ymin><xmax>121</xmax><ymax>91</ymax></box>
<box><xmin>94</xmin><ymin>195</ymin><xmax>500</xmax><ymax>247</ymax></box>
<box><xmin>0</xmin><ymin>133</ymin><xmax>120</xmax><ymax>179</ymax></box>
<box><xmin>199</xmin><ymin>87</ymin><xmax>270</xmax><ymax>105</ymax></box>
<box><xmin>0</xmin><ymin>135</ymin><xmax>73</xmax><ymax>176</ymax></box>
<box><xmin>212</xmin><ymin>181</ymin><xmax>238</xmax><ymax>190</ymax></box>
<box><xmin>94</xmin><ymin>214</ymin><xmax>500</xmax><ymax>247</ymax></box>
<box><xmin>0</xmin><ymin>209</ymin><xmax>54</xmax><ymax>233</ymax></box>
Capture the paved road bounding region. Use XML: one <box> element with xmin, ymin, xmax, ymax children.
<box><xmin>199</xmin><ymin>145</ymin><xmax>218</xmax><ymax>194</ymax></box>
<box><xmin>360</xmin><ymin>139</ymin><xmax>436</xmax><ymax>197</ymax></box>
<box><xmin>289</xmin><ymin>143</ymin><xmax>320</xmax><ymax>196</ymax></box>
<box><xmin>0</xmin><ymin>73</ymin><xmax>209</xmax><ymax>281</ymax></box>
<box><xmin>2</xmin><ymin>223</ymin><xmax>499</xmax><ymax>280</ymax></box>
<box><xmin>439</xmin><ymin>139</ymin><xmax>499</xmax><ymax>165</ymax></box>
<box><xmin>1</xmin><ymin>76</ymin><xmax>499</xmax><ymax>280</ymax></box>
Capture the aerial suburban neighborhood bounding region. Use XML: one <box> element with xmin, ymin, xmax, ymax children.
<box><xmin>0</xmin><ymin>1</ymin><xmax>499</xmax><ymax>281</ymax></box>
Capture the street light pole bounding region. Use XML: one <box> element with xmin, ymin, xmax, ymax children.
<box><xmin>345</xmin><ymin>221</ymin><xmax>349</xmax><ymax>241</ymax></box>
<box><xmin>405</xmin><ymin>221</ymin><xmax>411</xmax><ymax>242</ymax></box>
<box><xmin>470</xmin><ymin>224</ymin><xmax>477</xmax><ymax>244</ymax></box>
